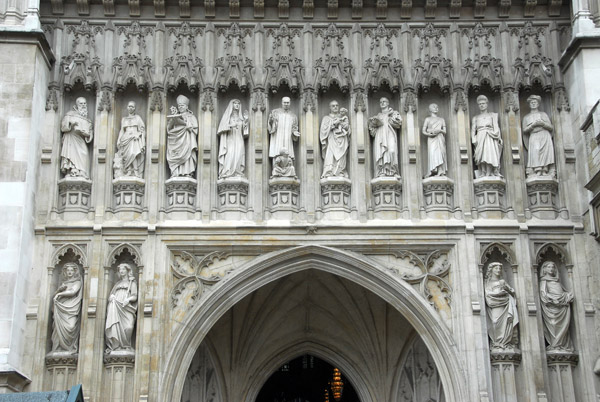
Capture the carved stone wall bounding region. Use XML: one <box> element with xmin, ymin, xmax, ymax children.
<box><xmin>2</xmin><ymin>1</ymin><xmax>599</xmax><ymax>402</ymax></box>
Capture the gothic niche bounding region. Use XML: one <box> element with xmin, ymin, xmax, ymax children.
<box><xmin>469</xmin><ymin>90</ymin><xmax>506</xmax><ymax>217</ymax></box>
<box><xmin>419</xmin><ymin>88</ymin><xmax>454</xmax><ymax>216</ymax></box>
<box><xmin>45</xmin><ymin>244</ymin><xmax>86</xmax><ymax>391</ymax></box>
<box><xmin>480</xmin><ymin>243</ymin><xmax>522</xmax><ymax>402</ymax></box>
<box><xmin>216</xmin><ymin>85</ymin><xmax>250</xmax><ymax>220</ymax></box>
<box><xmin>268</xmin><ymin>89</ymin><xmax>301</xmax><ymax>220</ymax></box>
<box><xmin>112</xmin><ymin>86</ymin><xmax>148</xmax><ymax>216</ymax></box>
<box><xmin>102</xmin><ymin>244</ymin><xmax>141</xmax><ymax>401</ymax></box>
<box><xmin>58</xmin><ymin>90</ymin><xmax>95</xmax><ymax>217</ymax></box>
<box><xmin>395</xmin><ymin>337</ymin><xmax>446</xmax><ymax>402</ymax></box>
<box><xmin>520</xmin><ymin>92</ymin><xmax>559</xmax><ymax>219</ymax></box>
<box><xmin>165</xmin><ymin>87</ymin><xmax>198</xmax><ymax>217</ymax></box>
<box><xmin>318</xmin><ymin>86</ymin><xmax>351</xmax><ymax>220</ymax></box>
<box><xmin>534</xmin><ymin>243</ymin><xmax>579</xmax><ymax>402</ymax></box>
<box><xmin>368</xmin><ymin>87</ymin><xmax>403</xmax><ymax>218</ymax></box>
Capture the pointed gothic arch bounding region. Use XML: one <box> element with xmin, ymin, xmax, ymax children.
<box><xmin>159</xmin><ymin>245</ymin><xmax>468</xmax><ymax>402</ymax></box>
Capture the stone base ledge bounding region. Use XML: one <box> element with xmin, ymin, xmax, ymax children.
<box><xmin>546</xmin><ymin>350</ymin><xmax>578</xmax><ymax>365</ymax></box>
<box><xmin>0</xmin><ymin>368</ymin><xmax>31</xmax><ymax>393</ymax></box>
<box><xmin>104</xmin><ymin>350</ymin><xmax>135</xmax><ymax>365</ymax></box>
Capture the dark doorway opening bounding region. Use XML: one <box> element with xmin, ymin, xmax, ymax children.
<box><xmin>255</xmin><ymin>354</ymin><xmax>360</xmax><ymax>402</ymax></box>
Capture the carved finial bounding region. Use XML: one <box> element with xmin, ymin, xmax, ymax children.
<box><xmin>155</xmin><ymin>21</ymin><xmax>166</xmax><ymax>32</ymax></box>
<box><xmin>303</xmin><ymin>23</ymin><xmax>313</xmax><ymax>34</ymax></box>
<box><xmin>150</xmin><ymin>90</ymin><xmax>163</xmax><ymax>112</ymax></box>
<box><xmin>97</xmin><ymin>90</ymin><xmax>112</xmax><ymax>112</ymax></box>
<box><xmin>254</xmin><ymin>23</ymin><xmax>264</xmax><ymax>34</ymax></box>
<box><xmin>55</xmin><ymin>19</ymin><xmax>64</xmax><ymax>30</ymax></box>
<box><xmin>205</xmin><ymin>22</ymin><xmax>215</xmax><ymax>33</ymax></box>
<box><xmin>352</xmin><ymin>23</ymin><xmax>361</xmax><ymax>34</ymax></box>
<box><xmin>449</xmin><ymin>22</ymin><xmax>459</xmax><ymax>33</ymax></box>
<box><xmin>104</xmin><ymin>20</ymin><xmax>115</xmax><ymax>31</ymax></box>
<box><xmin>454</xmin><ymin>88</ymin><xmax>467</xmax><ymax>112</ymax></box>
<box><xmin>400</xmin><ymin>23</ymin><xmax>410</xmax><ymax>34</ymax></box>
<box><xmin>503</xmin><ymin>89</ymin><xmax>519</xmax><ymax>113</ymax></box>
<box><xmin>499</xmin><ymin>21</ymin><xmax>509</xmax><ymax>33</ymax></box>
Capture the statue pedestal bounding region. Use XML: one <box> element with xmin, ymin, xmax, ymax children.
<box><xmin>45</xmin><ymin>352</ymin><xmax>78</xmax><ymax>390</ymax></box>
<box><xmin>546</xmin><ymin>351</ymin><xmax>578</xmax><ymax>402</ymax></box>
<box><xmin>473</xmin><ymin>176</ymin><xmax>506</xmax><ymax>219</ymax></box>
<box><xmin>320</xmin><ymin>176</ymin><xmax>351</xmax><ymax>220</ymax></box>
<box><xmin>113</xmin><ymin>177</ymin><xmax>145</xmax><ymax>216</ymax></box>
<box><xmin>217</xmin><ymin>177</ymin><xmax>249</xmax><ymax>220</ymax></box>
<box><xmin>165</xmin><ymin>177</ymin><xmax>197</xmax><ymax>218</ymax></box>
<box><xmin>490</xmin><ymin>350</ymin><xmax>521</xmax><ymax>402</ymax></box>
<box><xmin>103</xmin><ymin>350</ymin><xmax>135</xmax><ymax>401</ymax></box>
<box><xmin>269</xmin><ymin>177</ymin><xmax>300</xmax><ymax>220</ymax></box>
<box><xmin>371</xmin><ymin>176</ymin><xmax>402</xmax><ymax>219</ymax></box>
<box><xmin>526</xmin><ymin>175</ymin><xmax>559</xmax><ymax>219</ymax></box>
<box><xmin>422</xmin><ymin>176</ymin><xmax>454</xmax><ymax>218</ymax></box>
<box><xmin>58</xmin><ymin>177</ymin><xmax>92</xmax><ymax>218</ymax></box>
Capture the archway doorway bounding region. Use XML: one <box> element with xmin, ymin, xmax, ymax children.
<box><xmin>180</xmin><ymin>268</ymin><xmax>446</xmax><ymax>402</ymax></box>
<box><xmin>255</xmin><ymin>354</ymin><xmax>360</xmax><ymax>402</ymax></box>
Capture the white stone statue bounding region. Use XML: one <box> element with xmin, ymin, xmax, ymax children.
<box><xmin>271</xmin><ymin>148</ymin><xmax>297</xmax><ymax>178</ymax></box>
<box><xmin>484</xmin><ymin>262</ymin><xmax>519</xmax><ymax>351</ymax></box>
<box><xmin>60</xmin><ymin>97</ymin><xmax>94</xmax><ymax>179</ymax></box>
<box><xmin>114</xmin><ymin>101</ymin><xmax>146</xmax><ymax>179</ymax></box>
<box><xmin>422</xmin><ymin>103</ymin><xmax>447</xmax><ymax>177</ymax></box>
<box><xmin>369</xmin><ymin>97</ymin><xmax>402</xmax><ymax>177</ymax></box>
<box><xmin>268</xmin><ymin>97</ymin><xmax>300</xmax><ymax>176</ymax></box>
<box><xmin>167</xmin><ymin>95</ymin><xmax>198</xmax><ymax>177</ymax></box>
<box><xmin>105</xmin><ymin>263</ymin><xmax>138</xmax><ymax>353</ymax></box>
<box><xmin>471</xmin><ymin>95</ymin><xmax>503</xmax><ymax>178</ymax></box>
<box><xmin>51</xmin><ymin>262</ymin><xmax>83</xmax><ymax>354</ymax></box>
<box><xmin>217</xmin><ymin>99</ymin><xmax>249</xmax><ymax>179</ymax></box>
<box><xmin>522</xmin><ymin>95</ymin><xmax>555</xmax><ymax>178</ymax></box>
<box><xmin>539</xmin><ymin>261</ymin><xmax>574</xmax><ymax>352</ymax></box>
<box><xmin>320</xmin><ymin>101</ymin><xmax>350</xmax><ymax>178</ymax></box>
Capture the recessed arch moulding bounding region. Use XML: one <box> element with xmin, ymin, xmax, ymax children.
<box><xmin>160</xmin><ymin>245</ymin><xmax>469</xmax><ymax>402</ymax></box>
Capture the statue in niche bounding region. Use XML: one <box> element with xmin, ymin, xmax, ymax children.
<box><xmin>217</xmin><ymin>99</ymin><xmax>249</xmax><ymax>179</ymax></box>
<box><xmin>114</xmin><ymin>101</ymin><xmax>146</xmax><ymax>179</ymax></box>
<box><xmin>369</xmin><ymin>97</ymin><xmax>402</xmax><ymax>177</ymax></box>
<box><xmin>422</xmin><ymin>103</ymin><xmax>447</xmax><ymax>177</ymax></box>
<box><xmin>268</xmin><ymin>97</ymin><xmax>300</xmax><ymax>177</ymax></box>
<box><xmin>484</xmin><ymin>262</ymin><xmax>519</xmax><ymax>351</ymax></box>
<box><xmin>105</xmin><ymin>262</ymin><xmax>138</xmax><ymax>353</ymax></box>
<box><xmin>271</xmin><ymin>148</ymin><xmax>297</xmax><ymax>178</ymax></box>
<box><xmin>50</xmin><ymin>262</ymin><xmax>83</xmax><ymax>354</ymax></box>
<box><xmin>60</xmin><ymin>97</ymin><xmax>94</xmax><ymax>179</ymax></box>
<box><xmin>522</xmin><ymin>95</ymin><xmax>556</xmax><ymax>178</ymax></box>
<box><xmin>320</xmin><ymin>101</ymin><xmax>350</xmax><ymax>178</ymax></box>
<box><xmin>167</xmin><ymin>95</ymin><xmax>198</xmax><ymax>177</ymax></box>
<box><xmin>539</xmin><ymin>261</ymin><xmax>574</xmax><ymax>352</ymax></box>
<box><xmin>471</xmin><ymin>95</ymin><xmax>503</xmax><ymax>178</ymax></box>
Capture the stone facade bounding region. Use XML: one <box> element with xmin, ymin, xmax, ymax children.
<box><xmin>1</xmin><ymin>1</ymin><xmax>600</xmax><ymax>401</ymax></box>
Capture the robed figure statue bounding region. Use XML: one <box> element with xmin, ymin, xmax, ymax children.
<box><xmin>471</xmin><ymin>95</ymin><xmax>503</xmax><ymax>178</ymax></box>
<box><xmin>51</xmin><ymin>262</ymin><xmax>83</xmax><ymax>354</ymax></box>
<box><xmin>114</xmin><ymin>101</ymin><xmax>145</xmax><ymax>179</ymax></box>
<box><xmin>369</xmin><ymin>97</ymin><xmax>402</xmax><ymax>177</ymax></box>
<box><xmin>105</xmin><ymin>263</ymin><xmax>138</xmax><ymax>353</ymax></box>
<box><xmin>539</xmin><ymin>261</ymin><xmax>574</xmax><ymax>352</ymax></box>
<box><xmin>484</xmin><ymin>262</ymin><xmax>519</xmax><ymax>351</ymax></box>
<box><xmin>61</xmin><ymin>97</ymin><xmax>93</xmax><ymax>179</ymax></box>
<box><xmin>268</xmin><ymin>97</ymin><xmax>300</xmax><ymax>176</ymax></box>
<box><xmin>320</xmin><ymin>101</ymin><xmax>350</xmax><ymax>178</ymax></box>
<box><xmin>422</xmin><ymin>103</ymin><xmax>447</xmax><ymax>177</ymax></box>
<box><xmin>167</xmin><ymin>95</ymin><xmax>198</xmax><ymax>177</ymax></box>
<box><xmin>522</xmin><ymin>95</ymin><xmax>556</xmax><ymax>177</ymax></box>
<box><xmin>217</xmin><ymin>99</ymin><xmax>249</xmax><ymax>179</ymax></box>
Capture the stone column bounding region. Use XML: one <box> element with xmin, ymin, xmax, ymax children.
<box><xmin>546</xmin><ymin>352</ymin><xmax>578</xmax><ymax>402</ymax></box>
<box><xmin>490</xmin><ymin>352</ymin><xmax>521</xmax><ymax>402</ymax></box>
<box><xmin>0</xmin><ymin>6</ymin><xmax>53</xmax><ymax>391</ymax></box>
